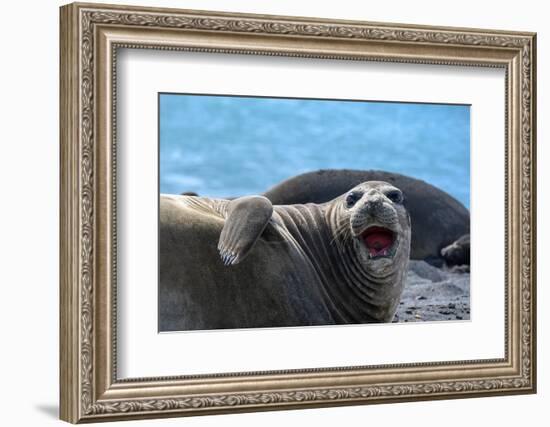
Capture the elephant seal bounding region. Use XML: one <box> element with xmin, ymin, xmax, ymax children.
<box><xmin>159</xmin><ymin>181</ymin><xmax>411</xmax><ymax>331</ymax></box>
<box><xmin>260</xmin><ymin>169</ymin><xmax>470</xmax><ymax>267</ymax></box>
<box><xmin>440</xmin><ymin>234</ymin><xmax>470</xmax><ymax>267</ymax></box>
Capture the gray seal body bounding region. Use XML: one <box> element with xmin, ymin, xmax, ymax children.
<box><xmin>260</xmin><ymin>169</ymin><xmax>470</xmax><ymax>266</ymax></box>
<box><xmin>160</xmin><ymin>181</ymin><xmax>411</xmax><ymax>331</ymax></box>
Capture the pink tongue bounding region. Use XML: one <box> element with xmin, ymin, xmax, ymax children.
<box><xmin>364</xmin><ymin>232</ymin><xmax>393</xmax><ymax>255</ymax></box>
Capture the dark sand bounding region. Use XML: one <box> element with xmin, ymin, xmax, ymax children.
<box><xmin>394</xmin><ymin>260</ymin><xmax>470</xmax><ymax>323</ymax></box>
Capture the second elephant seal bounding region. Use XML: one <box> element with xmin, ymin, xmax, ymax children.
<box><xmin>261</xmin><ymin>169</ymin><xmax>470</xmax><ymax>266</ymax></box>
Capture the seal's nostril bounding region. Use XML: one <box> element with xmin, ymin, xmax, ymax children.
<box><xmin>366</xmin><ymin>197</ymin><xmax>382</xmax><ymax>210</ymax></box>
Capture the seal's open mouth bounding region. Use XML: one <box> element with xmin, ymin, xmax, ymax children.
<box><xmin>361</xmin><ymin>226</ymin><xmax>397</xmax><ymax>259</ymax></box>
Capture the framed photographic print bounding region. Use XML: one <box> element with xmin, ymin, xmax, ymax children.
<box><xmin>59</xmin><ymin>2</ymin><xmax>537</xmax><ymax>423</ymax></box>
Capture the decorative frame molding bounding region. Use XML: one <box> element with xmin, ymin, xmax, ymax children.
<box><xmin>60</xmin><ymin>2</ymin><xmax>536</xmax><ymax>423</ymax></box>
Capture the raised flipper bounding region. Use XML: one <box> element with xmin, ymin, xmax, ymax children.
<box><xmin>217</xmin><ymin>196</ymin><xmax>274</xmax><ymax>266</ymax></box>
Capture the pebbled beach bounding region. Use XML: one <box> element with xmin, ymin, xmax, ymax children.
<box><xmin>394</xmin><ymin>260</ymin><xmax>470</xmax><ymax>323</ymax></box>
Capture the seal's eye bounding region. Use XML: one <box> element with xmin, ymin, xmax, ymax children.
<box><xmin>345</xmin><ymin>192</ymin><xmax>361</xmax><ymax>208</ymax></box>
<box><xmin>386</xmin><ymin>190</ymin><xmax>403</xmax><ymax>204</ymax></box>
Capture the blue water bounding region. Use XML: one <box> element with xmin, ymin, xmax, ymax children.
<box><xmin>160</xmin><ymin>94</ymin><xmax>470</xmax><ymax>208</ymax></box>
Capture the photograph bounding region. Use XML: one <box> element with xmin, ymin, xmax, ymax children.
<box><xmin>158</xmin><ymin>94</ymin><xmax>471</xmax><ymax>331</ymax></box>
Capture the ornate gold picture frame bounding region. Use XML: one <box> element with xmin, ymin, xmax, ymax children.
<box><xmin>60</xmin><ymin>2</ymin><xmax>536</xmax><ymax>423</ymax></box>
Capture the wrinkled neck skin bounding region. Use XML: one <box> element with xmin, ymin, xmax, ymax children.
<box><xmin>318</xmin><ymin>199</ymin><xmax>411</xmax><ymax>323</ymax></box>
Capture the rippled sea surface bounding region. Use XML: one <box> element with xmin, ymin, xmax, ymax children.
<box><xmin>160</xmin><ymin>94</ymin><xmax>470</xmax><ymax>208</ymax></box>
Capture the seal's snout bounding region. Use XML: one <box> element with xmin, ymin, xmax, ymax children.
<box><xmin>440</xmin><ymin>243</ymin><xmax>458</xmax><ymax>257</ymax></box>
<box><xmin>356</xmin><ymin>191</ymin><xmax>398</xmax><ymax>227</ymax></box>
<box><xmin>364</xmin><ymin>193</ymin><xmax>383</xmax><ymax>211</ymax></box>
<box><xmin>345</xmin><ymin>186</ymin><xmax>405</xmax><ymax>261</ymax></box>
